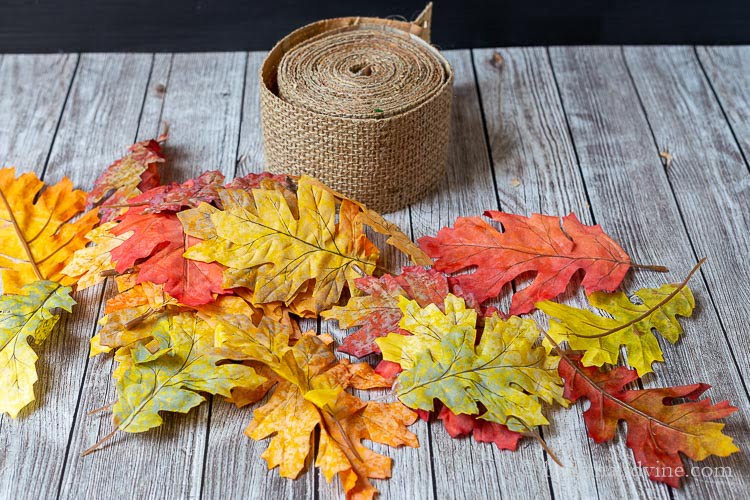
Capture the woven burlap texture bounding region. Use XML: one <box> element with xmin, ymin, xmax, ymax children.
<box><xmin>260</xmin><ymin>13</ymin><xmax>453</xmax><ymax>213</ymax></box>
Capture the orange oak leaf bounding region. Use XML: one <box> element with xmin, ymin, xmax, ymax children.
<box><xmin>0</xmin><ymin>167</ymin><xmax>98</xmax><ymax>293</ymax></box>
<box><xmin>87</xmin><ymin>136</ymin><xmax>165</xmax><ymax>222</ymax></box>
<box><xmin>559</xmin><ymin>356</ymin><xmax>739</xmax><ymax>487</ymax></box>
<box><xmin>322</xmin><ymin>266</ymin><xmax>449</xmax><ymax>357</ymax></box>
<box><xmin>419</xmin><ymin>212</ymin><xmax>632</xmax><ymax>315</ymax></box>
<box><xmin>109</xmin><ymin>211</ymin><xmax>227</xmax><ymax>306</ymax></box>
<box><xmin>215</xmin><ymin>320</ymin><xmax>418</xmax><ymax>499</ymax></box>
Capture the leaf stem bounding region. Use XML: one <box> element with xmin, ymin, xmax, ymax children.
<box><xmin>81</xmin><ymin>428</ymin><xmax>119</xmax><ymax>456</ymax></box>
<box><xmin>630</xmin><ymin>262</ymin><xmax>669</xmax><ymax>272</ymax></box>
<box><xmin>564</xmin><ymin>257</ymin><xmax>705</xmax><ymax>340</ymax></box>
<box><xmin>525</xmin><ymin>429</ymin><xmax>563</xmax><ymax>467</ymax></box>
<box><xmin>87</xmin><ymin>401</ymin><xmax>115</xmax><ymax>415</ymax></box>
<box><xmin>0</xmin><ymin>186</ymin><xmax>43</xmax><ymax>280</ymax></box>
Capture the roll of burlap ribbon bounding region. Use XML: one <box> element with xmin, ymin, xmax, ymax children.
<box><xmin>260</xmin><ymin>4</ymin><xmax>453</xmax><ymax>212</ymax></box>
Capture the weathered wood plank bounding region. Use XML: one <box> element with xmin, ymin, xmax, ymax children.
<box><xmin>0</xmin><ymin>54</ymin><xmax>78</xmax><ymax>170</ymax></box>
<box><xmin>473</xmin><ymin>46</ymin><xmax>669</xmax><ymax>500</ymax></box>
<box><xmin>0</xmin><ymin>52</ymin><xmax>78</xmax><ymax>497</ymax></box>
<box><xmin>695</xmin><ymin>46</ymin><xmax>750</xmax><ymax>169</ymax></box>
<box><xmin>549</xmin><ymin>46</ymin><xmax>750</xmax><ymax>497</ymax></box>
<box><xmin>200</xmin><ymin>51</ymin><xmax>317</xmax><ymax>500</ymax></box>
<box><xmin>59</xmin><ymin>52</ymin><xmax>246</xmax><ymax>499</ymax></box>
<box><xmin>406</xmin><ymin>49</ymin><xmax>552</xmax><ymax>499</ymax></box>
<box><xmin>0</xmin><ymin>53</ymin><xmax>152</xmax><ymax>499</ymax></box>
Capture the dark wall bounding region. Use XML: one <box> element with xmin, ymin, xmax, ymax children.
<box><xmin>1</xmin><ymin>0</ymin><xmax>748</xmax><ymax>52</ymax></box>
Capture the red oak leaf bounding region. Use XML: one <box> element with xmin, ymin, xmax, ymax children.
<box><xmin>437</xmin><ymin>406</ymin><xmax>523</xmax><ymax>451</ymax></box>
<box><xmin>225</xmin><ymin>171</ymin><xmax>295</xmax><ymax>191</ymax></box>
<box><xmin>559</xmin><ymin>356</ymin><xmax>739</xmax><ymax>487</ymax></box>
<box><xmin>322</xmin><ymin>266</ymin><xmax>449</xmax><ymax>357</ymax></box>
<box><xmin>131</xmin><ymin>170</ymin><xmax>225</xmax><ymax>214</ymax></box>
<box><xmin>87</xmin><ymin>137</ymin><xmax>165</xmax><ymax>221</ymax></box>
<box><xmin>418</xmin><ymin>212</ymin><xmax>631</xmax><ymax>315</ymax></box>
<box><xmin>109</xmin><ymin>212</ymin><xmax>227</xmax><ymax>306</ymax></box>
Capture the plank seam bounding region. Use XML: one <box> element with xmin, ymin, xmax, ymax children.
<box><xmin>40</xmin><ymin>54</ymin><xmax>80</xmax><ymax>181</ymax></box>
<box><xmin>471</xmin><ymin>48</ymin><xmax>561</xmax><ymax>497</ymax></box>
<box><xmin>469</xmin><ymin>49</ymin><xmax>503</xmax><ymax>212</ymax></box>
<box><xmin>231</xmin><ymin>52</ymin><xmax>250</xmax><ymax>179</ymax></box>
<box><xmin>545</xmin><ymin>46</ymin><xmax>616</xmax><ymax>500</ymax></box>
<box><xmin>56</xmin><ymin>281</ymin><xmax>110</xmax><ymax>499</ymax></box>
<box><xmin>133</xmin><ymin>54</ymin><xmax>157</xmax><ymax>141</ymax></box>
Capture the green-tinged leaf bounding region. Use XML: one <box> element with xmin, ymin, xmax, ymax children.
<box><xmin>111</xmin><ymin>312</ymin><xmax>265</xmax><ymax>433</ymax></box>
<box><xmin>539</xmin><ymin>282</ymin><xmax>695</xmax><ymax>376</ymax></box>
<box><xmin>0</xmin><ymin>280</ymin><xmax>75</xmax><ymax>417</ymax></box>
<box><xmin>377</xmin><ymin>295</ymin><xmax>566</xmax><ymax>432</ymax></box>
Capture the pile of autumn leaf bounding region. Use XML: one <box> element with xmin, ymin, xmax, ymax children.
<box><xmin>0</xmin><ymin>136</ymin><xmax>740</xmax><ymax>498</ymax></box>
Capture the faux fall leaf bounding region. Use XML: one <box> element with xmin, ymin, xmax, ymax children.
<box><xmin>322</xmin><ymin>266</ymin><xmax>449</xmax><ymax>357</ymax></box>
<box><xmin>539</xmin><ymin>262</ymin><xmax>699</xmax><ymax>376</ymax></box>
<box><xmin>376</xmin><ymin>294</ymin><xmax>566</xmax><ymax>432</ymax></box>
<box><xmin>60</xmin><ymin>222</ymin><xmax>128</xmax><ymax>290</ymax></box>
<box><xmin>0</xmin><ymin>280</ymin><xmax>75</xmax><ymax>417</ymax></box>
<box><xmin>126</xmin><ymin>170</ymin><xmax>224</xmax><ymax>214</ymax></box>
<box><xmin>437</xmin><ymin>406</ymin><xmax>523</xmax><ymax>451</ymax></box>
<box><xmin>418</xmin><ymin>212</ymin><xmax>632</xmax><ymax>315</ymax></box>
<box><xmin>559</xmin><ymin>356</ymin><xmax>738</xmax><ymax>487</ymax></box>
<box><xmin>84</xmin><ymin>312</ymin><xmax>264</xmax><ymax>455</ymax></box>
<box><xmin>215</xmin><ymin>319</ymin><xmax>419</xmax><ymax>499</ymax></box>
<box><xmin>185</xmin><ymin>176</ymin><xmax>380</xmax><ymax>313</ymax></box>
<box><xmin>87</xmin><ymin>136</ymin><xmax>165</xmax><ymax>222</ymax></box>
<box><xmin>109</xmin><ymin>210</ymin><xmax>227</xmax><ymax>307</ymax></box>
<box><xmin>0</xmin><ymin>167</ymin><xmax>98</xmax><ymax>293</ymax></box>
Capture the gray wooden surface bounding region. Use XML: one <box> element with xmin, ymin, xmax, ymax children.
<box><xmin>0</xmin><ymin>47</ymin><xmax>748</xmax><ymax>499</ymax></box>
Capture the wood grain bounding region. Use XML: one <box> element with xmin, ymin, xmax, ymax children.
<box><xmin>0</xmin><ymin>54</ymin><xmax>78</xmax><ymax>171</ymax></box>
<box><xmin>624</xmin><ymin>45</ymin><xmax>750</xmax><ymax>387</ymax></box>
<box><xmin>696</xmin><ymin>46</ymin><xmax>750</xmax><ymax>170</ymax></box>
<box><xmin>550</xmin><ymin>46</ymin><xmax>750</xmax><ymax>498</ymax></box>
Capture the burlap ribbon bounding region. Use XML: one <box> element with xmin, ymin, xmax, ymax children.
<box><xmin>260</xmin><ymin>4</ymin><xmax>453</xmax><ymax>213</ymax></box>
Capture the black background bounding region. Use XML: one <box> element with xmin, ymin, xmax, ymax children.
<box><xmin>1</xmin><ymin>0</ymin><xmax>748</xmax><ymax>52</ymax></box>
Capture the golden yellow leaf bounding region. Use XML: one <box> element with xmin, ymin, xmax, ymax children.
<box><xmin>184</xmin><ymin>176</ymin><xmax>380</xmax><ymax>312</ymax></box>
<box><xmin>215</xmin><ymin>319</ymin><xmax>418</xmax><ymax>498</ymax></box>
<box><xmin>61</xmin><ymin>222</ymin><xmax>128</xmax><ymax>290</ymax></box>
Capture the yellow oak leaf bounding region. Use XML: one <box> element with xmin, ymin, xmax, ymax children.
<box><xmin>184</xmin><ymin>176</ymin><xmax>379</xmax><ymax>313</ymax></box>
<box><xmin>377</xmin><ymin>294</ymin><xmax>566</xmax><ymax>432</ymax></box>
<box><xmin>0</xmin><ymin>280</ymin><xmax>75</xmax><ymax>417</ymax></box>
<box><xmin>538</xmin><ymin>279</ymin><xmax>695</xmax><ymax>377</ymax></box>
<box><xmin>0</xmin><ymin>168</ymin><xmax>98</xmax><ymax>293</ymax></box>
<box><xmin>61</xmin><ymin>222</ymin><xmax>129</xmax><ymax>290</ymax></box>
<box><xmin>215</xmin><ymin>319</ymin><xmax>418</xmax><ymax>498</ymax></box>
